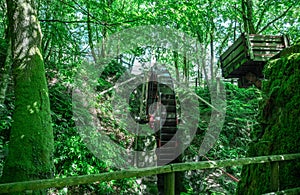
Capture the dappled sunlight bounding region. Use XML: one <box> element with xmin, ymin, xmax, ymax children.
<box><xmin>13</xmin><ymin>0</ymin><xmax>43</xmax><ymax>71</ymax></box>
<box><xmin>0</xmin><ymin>0</ymin><xmax>299</xmax><ymax>194</ymax></box>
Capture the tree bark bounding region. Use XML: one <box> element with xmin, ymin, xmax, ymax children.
<box><xmin>0</xmin><ymin>39</ymin><xmax>11</xmax><ymax>105</ymax></box>
<box><xmin>87</xmin><ymin>3</ymin><xmax>98</xmax><ymax>63</ymax></box>
<box><xmin>173</xmin><ymin>51</ymin><xmax>180</xmax><ymax>83</ymax></box>
<box><xmin>1</xmin><ymin>0</ymin><xmax>54</xmax><ymax>189</ymax></box>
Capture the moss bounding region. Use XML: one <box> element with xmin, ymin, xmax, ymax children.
<box><xmin>237</xmin><ymin>44</ymin><xmax>300</xmax><ymax>194</ymax></box>
<box><xmin>1</xmin><ymin>49</ymin><xmax>54</xmax><ymax>184</ymax></box>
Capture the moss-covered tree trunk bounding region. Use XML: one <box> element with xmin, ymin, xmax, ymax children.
<box><xmin>237</xmin><ymin>44</ymin><xmax>300</xmax><ymax>194</ymax></box>
<box><xmin>1</xmin><ymin>0</ymin><xmax>54</xmax><ymax>189</ymax></box>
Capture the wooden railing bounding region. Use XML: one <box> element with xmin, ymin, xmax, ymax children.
<box><xmin>0</xmin><ymin>153</ymin><xmax>300</xmax><ymax>194</ymax></box>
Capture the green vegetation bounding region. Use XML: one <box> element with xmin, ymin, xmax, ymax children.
<box><xmin>0</xmin><ymin>0</ymin><xmax>299</xmax><ymax>194</ymax></box>
<box><xmin>1</xmin><ymin>1</ymin><xmax>54</xmax><ymax>189</ymax></box>
<box><xmin>237</xmin><ymin>44</ymin><xmax>300</xmax><ymax>194</ymax></box>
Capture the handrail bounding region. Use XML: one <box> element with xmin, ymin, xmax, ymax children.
<box><xmin>262</xmin><ymin>187</ymin><xmax>300</xmax><ymax>195</ymax></box>
<box><xmin>0</xmin><ymin>153</ymin><xmax>300</xmax><ymax>193</ymax></box>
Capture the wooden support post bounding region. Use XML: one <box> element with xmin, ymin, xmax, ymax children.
<box><xmin>164</xmin><ymin>172</ymin><xmax>175</xmax><ymax>195</ymax></box>
<box><xmin>270</xmin><ymin>162</ymin><xmax>279</xmax><ymax>192</ymax></box>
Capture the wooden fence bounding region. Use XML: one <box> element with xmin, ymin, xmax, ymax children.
<box><xmin>0</xmin><ymin>153</ymin><xmax>300</xmax><ymax>194</ymax></box>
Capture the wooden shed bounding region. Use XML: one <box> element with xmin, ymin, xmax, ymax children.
<box><xmin>220</xmin><ymin>33</ymin><xmax>289</xmax><ymax>86</ymax></box>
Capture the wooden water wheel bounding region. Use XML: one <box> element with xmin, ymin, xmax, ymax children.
<box><xmin>146</xmin><ymin>65</ymin><xmax>181</xmax><ymax>194</ymax></box>
<box><xmin>147</xmin><ymin>65</ymin><xmax>179</xmax><ymax>166</ymax></box>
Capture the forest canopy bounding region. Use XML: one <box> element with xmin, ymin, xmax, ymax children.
<box><xmin>0</xmin><ymin>0</ymin><xmax>299</xmax><ymax>194</ymax></box>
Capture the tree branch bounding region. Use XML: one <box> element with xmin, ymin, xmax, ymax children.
<box><xmin>39</xmin><ymin>18</ymin><xmax>144</xmax><ymax>27</ymax></box>
<box><xmin>39</xmin><ymin>19</ymin><xmax>91</xmax><ymax>24</ymax></box>
<box><xmin>258</xmin><ymin>5</ymin><xmax>293</xmax><ymax>34</ymax></box>
<box><xmin>255</xmin><ymin>1</ymin><xmax>272</xmax><ymax>32</ymax></box>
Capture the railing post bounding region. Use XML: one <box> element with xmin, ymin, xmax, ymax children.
<box><xmin>164</xmin><ymin>172</ymin><xmax>175</xmax><ymax>195</ymax></box>
<box><xmin>270</xmin><ymin>161</ymin><xmax>279</xmax><ymax>192</ymax></box>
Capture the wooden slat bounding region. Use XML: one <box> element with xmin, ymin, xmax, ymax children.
<box><xmin>253</xmin><ymin>56</ymin><xmax>273</xmax><ymax>62</ymax></box>
<box><xmin>228</xmin><ymin>62</ymin><xmax>265</xmax><ymax>78</ymax></box>
<box><xmin>160</xmin><ymin>141</ymin><xmax>177</xmax><ymax>147</ymax></box>
<box><xmin>159</xmin><ymin>154</ymin><xmax>176</xmax><ymax>159</ymax></box>
<box><xmin>220</xmin><ymin>33</ymin><xmax>289</xmax><ymax>79</ymax></box>
<box><xmin>262</xmin><ymin>187</ymin><xmax>300</xmax><ymax>195</ymax></box>
<box><xmin>161</xmin><ymin>99</ymin><xmax>176</xmax><ymax>105</ymax></box>
<box><xmin>161</xmin><ymin>127</ymin><xmax>177</xmax><ymax>133</ymax></box>
<box><xmin>164</xmin><ymin>172</ymin><xmax>175</xmax><ymax>195</ymax></box>
<box><xmin>166</xmin><ymin>105</ymin><xmax>176</xmax><ymax>112</ymax></box>
<box><xmin>270</xmin><ymin>162</ymin><xmax>279</xmax><ymax>192</ymax></box>
<box><xmin>221</xmin><ymin>43</ymin><xmax>246</xmax><ymax>69</ymax></box>
<box><xmin>223</xmin><ymin>52</ymin><xmax>247</xmax><ymax>78</ymax></box>
<box><xmin>223</xmin><ymin>58</ymin><xmax>249</xmax><ymax>78</ymax></box>
<box><xmin>251</xmin><ymin>43</ymin><xmax>285</xmax><ymax>49</ymax></box>
<box><xmin>221</xmin><ymin>35</ymin><xmax>244</xmax><ymax>61</ymax></box>
<box><xmin>166</xmin><ymin>112</ymin><xmax>176</xmax><ymax>119</ymax></box>
<box><xmin>248</xmin><ymin>34</ymin><xmax>283</xmax><ymax>42</ymax></box>
<box><xmin>0</xmin><ymin>153</ymin><xmax>300</xmax><ymax>193</ymax></box>
<box><xmin>160</xmin><ymin>134</ymin><xmax>175</xmax><ymax>140</ymax></box>
<box><xmin>164</xmin><ymin>119</ymin><xmax>177</xmax><ymax>126</ymax></box>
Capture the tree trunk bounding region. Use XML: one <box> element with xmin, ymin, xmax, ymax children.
<box><xmin>183</xmin><ymin>52</ymin><xmax>188</xmax><ymax>85</ymax></box>
<box><xmin>173</xmin><ymin>51</ymin><xmax>180</xmax><ymax>83</ymax></box>
<box><xmin>210</xmin><ymin>33</ymin><xmax>214</xmax><ymax>80</ymax></box>
<box><xmin>242</xmin><ymin>0</ymin><xmax>256</xmax><ymax>34</ymax></box>
<box><xmin>87</xmin><ymin>4</ymin><xmax>98</xmax><ymax>63</ymax></box>
<box><xmin>1</xmin><ymin>0</ymin><xmax>54</xmax><ymax>188</ymax></box>
<box><xmin>0</xmin><ymin>39</ymin><xmax>11</xmax><ymax>105</ymax></box>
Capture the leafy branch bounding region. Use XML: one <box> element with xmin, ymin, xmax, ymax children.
<box><xmin>258</xmin><ymin>5</ymin><xmax>293</xmax><ymax>34</ymax></box>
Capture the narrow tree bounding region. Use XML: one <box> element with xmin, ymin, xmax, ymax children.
<box><xmin>1</xmin><ymin>0</ymin><xmax>54</xmax><ymax>186</ymax></box>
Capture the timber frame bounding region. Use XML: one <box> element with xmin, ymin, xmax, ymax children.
<box><xmin>220</xmin><ymin>33</ymin><xmax>289</xmax><ymax>88</ymax></box>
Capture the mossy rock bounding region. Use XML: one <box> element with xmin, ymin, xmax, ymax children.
<box><xmin>237</xmin><ymin>44</ymin><xmax>300</xmax><ymax>194</ymax></box>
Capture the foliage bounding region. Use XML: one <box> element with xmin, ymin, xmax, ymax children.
<box><xmin>49</xmin><ymin>74</ymin><xmax>141</xmax><ymax>194</ymax></box>
<box><xmin>0</xmin><ymin>0</ymin><xmax>299</xmax><ymax>193</ymax></box>
<box><xmin>237</xmin><ymin>44</ymin><xmax>300</xmax><ymax>194</ymax></box>
<box><xmin>183</xmin><ymin>83</ymin><xmax>261</xmax><ymax>194</ymax></box>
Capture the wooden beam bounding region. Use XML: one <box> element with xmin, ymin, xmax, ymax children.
<box><xmin>262</xmin><ymin>187</ymin><xmax>300</xmax><ymax>195</ymax></box>
<box><xmin>0</xmin><ymin>153</ymin><xmax>300</xmax><ymax>193</ymax></box>
<box><xmin>270</xmin><ymin>162</ymin><xmax>280</xmax><ymax>192</ymax></box>
<box><xmin>164</xmin><ymin>172</ymin><xmax>175</xmax><ymax>195</ymax></box>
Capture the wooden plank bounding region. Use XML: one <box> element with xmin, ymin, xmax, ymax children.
<box><xmin>159</xmin><ymin>154</ymin><xmax>176</xmax><ymax>159</ymax></box>
<box><xmin>270</xmin><ymin>162</ymin><xmax>279</xmax><ymax>192</ymax></box>
<box><xmin>164</xmin><ymin>119</ymin><xmax>177</xmax><ymax>126</ymax></box>
<box><xmin>221</xmin><ymin>43</ymin><xmax>245</xmax><ymax>68</ymax></box>
<box><xmin>220</xmin><ymin>33</ymin><xmax>289</xmax><ymax>79</ymax></box>
<box><xmin>164</xmin><ymin>172</ymin><xmax>175</xmax><ymax>195</ymax></box>
<box><xmin>251</xmin><ymin>43</ymin><xmax>285</xmax><ymax>49</ymax></box>
<box><xmin>223</xmin><ymin>52</ymin><xmax>247</xmax><ymax>78</ymax></box>
<box><xmin>253</xmin><ymin>54</ymin><xmax>276</xmax><ymax>61</ymax></box>
<box><xmin>262</xmin><ymin>187</ymin><xmax>300</xmax><ymax>195</ymax></box>
<box><xmin>0</xmin><ymin>153</ymin><xmax>300</xmax><ymax>193</ymax></box>
<box><xmin>223</xmin><ymin>58</ymin><xmax>249</xmax><ymax>78</ymax></box>
<box><xmin>220</xmin><ymin>35</ymin><xmax>244</xmax><ymax>61</ymax></box>
<box><xmin>223</xmin><ymin>51</ymin><xmax>247</xmax><ymax>72</ymax></box>
<box><xmin>160</xmin><ymin>133</ymin><xmax>175</xmax><ymax>140</ymax></box>
<box><xmin>283</xmin><ymin>35</ymin><xmax>290</xmax><ymax>48</ymax></box>
<box><xmin>253</xmin><ymin>51</ymin><xmax>280</xmax><ymax>55</ymax></box>
<box><xmin>248</xmin><ymin>34</ymin><xmax>283</xmax><ymax>42</ymax></box>
<box><xmin>160</xmin><ymin>141</ymin><xmax>177</xmax><ymax>147</ymax></box>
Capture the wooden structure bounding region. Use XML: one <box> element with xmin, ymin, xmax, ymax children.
<box><xmin>1</xmin><ymin>153</ymin><xmax>300</xmax><ymax>194</ymax></box>
<box><xmin>220</xmin><ymin>33</ymin><xmax>289</xmax><ymax>88</ymax></box>
<box><xmin>147</xmin><ymin>65</ymin><xmax>180</xmax><ymax>194</ymax></box>
<box><xmin>147</xmin><ymin>66</ymin><xmax>179</xmax><ymax>166</ymax></box>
